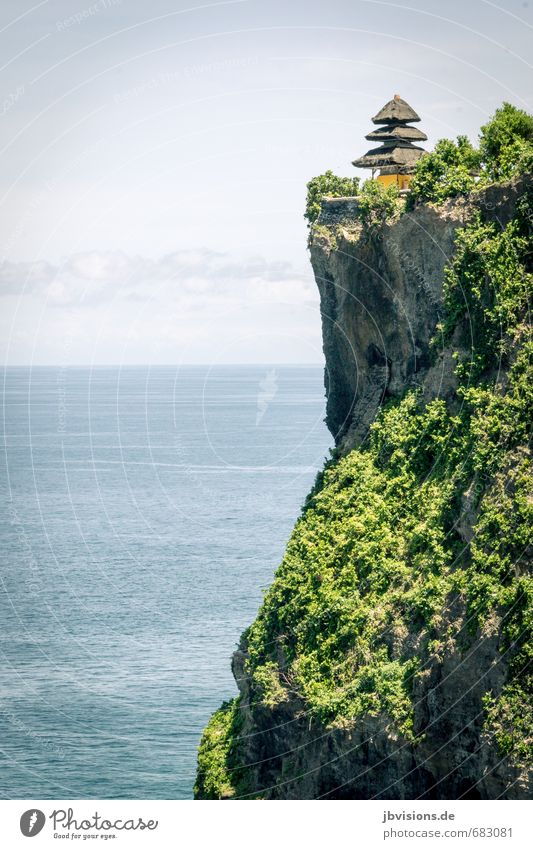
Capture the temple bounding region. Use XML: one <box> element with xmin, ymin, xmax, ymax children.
<box><xmin>352</xmin><ymin>95</ymin><xmax>427</xmax><ymax>190</ymax></box>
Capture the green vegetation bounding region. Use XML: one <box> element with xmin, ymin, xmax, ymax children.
<box><xmin>407</xmin><ymin>136</ymin><xmax>480</xmax><ymax>206</ymax></box>
<box><xmin>194</xmin><ymin>699</ymin><xmax>241</xmax><ymax>799</ymax></box>
<box><xmin>438</xmin><ymin>211</ymin><xmax>531</xmax><ymax>378</ymax></box>
<box><xmin>484</xmin><ymin>680</ymin><xmax>533</xmax><ymax>770</ymax></box>
<box><xmin>408</xmin><ymin>103</ymin><xmax>533</xmax><ymax>206</ymax></box>
<box><xmin>356</xmin><ymin>179</ymin><xmax>401</xmax><ymax>226</ymax></box>
<box><xmin>244</xmin><ymin>195</ymin><xmax>532</xmax><ymax>765</ymax></box>
<box><xmin>304</xmin><ymin>170</ymin><xmax>360</xmax><ymax>224</ymax></box>
<box><xmin>304</xmin><ymin>170</ymin><xmax>401</xmax><ymax>229</ymax></box>
<box><xmin>479</xmin><ymin>102</ymin><xmax>533</xmax><ymax>182</ymax></box>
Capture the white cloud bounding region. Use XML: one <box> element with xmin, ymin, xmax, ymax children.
<box><xmin>0</xmin><ymin>249</ymin><xmax>323</xmax><ymax>363</ymax></box>
<box><xmin>0</xmin><ymin>249</ymin><xmax>317</xmax><ymax>309</ymax></box>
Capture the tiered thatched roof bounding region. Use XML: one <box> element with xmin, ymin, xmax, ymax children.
<box><xmin>352</xmin><ymin>95</ymin><xmax>427</xmax><ymax>173</ymax></box>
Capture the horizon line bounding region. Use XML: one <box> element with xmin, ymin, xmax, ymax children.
<box><xmin>1</xmin><ymin>362</ymin><xmax>325</xmax><ymax>368</ymax></box>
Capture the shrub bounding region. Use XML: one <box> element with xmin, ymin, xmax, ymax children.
<box><xmin>304</xmin><ymin>170</ymin><xmax>360</xmax><ymax>224</ymax></box>
<box><xmin>408</xmin><ymin>103</ymin><xmax>533</xmax><ymax>207</ymax></box>
<box><xmin>479</xmin><ymin>102</ymin><xmax>533</xmax><ymax>181</ymax></box>
<box><xmin>437</xmin><ymin>212</ymin><xmax>531</xmax><ymax>375</ymax></box>
<box><xmin>194</xmin><ymin>699</ymin><xmax>241</xmax><ymax>799</ymax></box>
<box><xmin>356</xmin><ymin>179</ymin><xmax>401</xmax><ymax>227</ymax></box>
<box><xmin>407</xmin><ymin>136</ymin><xmax>480</xmax><ymax>206</ymax></box>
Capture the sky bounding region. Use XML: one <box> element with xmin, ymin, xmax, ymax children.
<box><xmin>1</xmin><ymin>0</ymin><xmax>532</xmax><ymax>365</ymax></box>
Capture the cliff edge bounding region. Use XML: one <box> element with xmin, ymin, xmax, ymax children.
<box><xmin>195</xmin><ymin>174</ymin><xmax>532</xmax><ymax>800</ymax></box>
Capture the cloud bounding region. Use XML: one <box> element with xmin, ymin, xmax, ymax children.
<box><xmin>0</xmin><ymin>249</ymin><xmax>317</xmax><ymax>308</ymax></box>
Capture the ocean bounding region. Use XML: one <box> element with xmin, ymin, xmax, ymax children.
<box><xmin>0</xmin><ymin>365</ymin><xmax>331</xmax><ymax>799</ymax></box>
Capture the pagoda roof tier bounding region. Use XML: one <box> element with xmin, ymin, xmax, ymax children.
<box><xmin>365</xmin><ymin>124</ymin><xmax>427</xmax><ymax>142</ymax></box>
<box><xmin>371</xmin><ymin>95</ymin><xmax>421</xmax><ymax>124</ymax></box>
<box><xmin>352</xmin><ymin>143</ymin><xmax>425</xmax><ymax>169</ymax></box>
<box><xmin>378</xmin><ymin>164</ymin><xmax>420</xmax><ymax>175</ymax></box>
<box><xmin>361</xmin><ymin>139</ymin><xmax>424</xmax><ymax>150</ymax></box>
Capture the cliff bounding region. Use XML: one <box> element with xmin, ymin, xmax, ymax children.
<box><xmin>195</xmin><ymin>174</ymin><xmax>533</xmax><ymax>800</ymax></box>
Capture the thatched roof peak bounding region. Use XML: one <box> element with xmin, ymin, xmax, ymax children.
<box><xmin>372</xmin><ymin>95</ymin><xmax>421</xmax><ymax>124</ymax></box>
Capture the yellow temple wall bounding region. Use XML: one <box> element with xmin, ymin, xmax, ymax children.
<box><xmin>376</xmin><ymin>173</ymin><xmax>412</xmax><ymax>190</ymax></box>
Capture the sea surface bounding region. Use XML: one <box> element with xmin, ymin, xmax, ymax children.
<box><xmin>0</xmin><ymin>365</ymin><xmax>331</xmax><ymax>799</ymax></box>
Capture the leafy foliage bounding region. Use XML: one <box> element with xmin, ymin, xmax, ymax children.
<box><xmin>244</xmin><ymin>398</ymin><xmax>456</xmax><ymax>733</ymax></box>
<box><xmin>437</xmin><ymin>212</ymin><xmax>531</xmax><ymax>377</ymax></box>
<box><xmin>479</xmin><ymin>103</ymin><xmax>533</xmax><ymax>182</ymax></box>
<box><xmin>304</xmin><ymin>170</ymin><xmax>360</xmax><ymax>224</ymax></box>
<box><xmin>304</xmin><ymin>171</ymin><xmax>401</xmax><ymax>230</ymax></box>
<box><xmin>484</xmin><ymin>680</ymin><xmax>533</xmax><ymax>769</ymax></box>
<box><xmin>408</xmin><ymin>104</ymin><xmax>533</xmax><ymax>206</ymax></box>
<box><xmin>306</xmin><ymin>105</ymin><xmax>533</xmax><ymax>218</ymax></box>
<box><xmin>407</xmin><ymin>136</ymin><xmax>480</xmax><ymax>206</ymax></box>
<box><xmin>194</xmin><ymin>699</ymin><xmax>241</xmax><ymax>799</ymax></box>
<box><xmin>356</xmin><ymin>179</ymin><xmax>401</xmax><ymax>227</ymax></box>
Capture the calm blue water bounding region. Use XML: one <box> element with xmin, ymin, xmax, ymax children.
<box><xmin>0</xmin><ymin>366</ymin><xmax>330</xmax><ymax>799</ymax></box>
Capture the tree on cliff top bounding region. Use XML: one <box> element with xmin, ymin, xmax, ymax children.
<box><xmin>479</xmin><ymin>102</ymin><xmax>533</xmax><ymax>180</ymax></box>
<box><xmin>408</xmin><ymin>103</ymin><xmax>533</xmax><ymax>205</ymax></box>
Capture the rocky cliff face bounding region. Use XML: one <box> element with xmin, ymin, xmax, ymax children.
<box><xmin>313</xmin><ymin>179</ymin><xmax>527</xmax><ymax>453</ymax></box>
<box><xmin>195</xmin><ymin>175</ymin><xmax>532</xmax><ymax>801</ymax></box>
<box><xmin>228</xmin><ymin>621</ymin><xmax>517</xmax><ymax>800</ymax></box>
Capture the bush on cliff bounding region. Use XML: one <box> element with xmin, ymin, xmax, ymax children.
<box><xmin>305</xmin><ymin>170</ymin><xmax>401</xmax><ymax>231</ymax></box>
<box><xmin>356</xmin><ymin>179</ymin><xmax>401</xmax><ymax>227</ymax></box>
<box><xmin>480</xmin><ymin>102</ymin><xmax>533</xmax><ymax>182</ymax></box>
<box><xmin>194</xmin><ymin>699</ymin><xmax>241</xmax><ymax>799</ymax></box>
<box><xmin>304</xmin><ymin>170</ymin><xmax>360</xmax><ymax>224</ymax></box>
<box><xmin>408</xmin><ymin>103</ymin><xmax>533</xmax><ymax>206</ymax></box>
<box><xmin>407</xmin><ymin>136</ymin><xmax>480</xmax><ymax>206</ymax></box>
